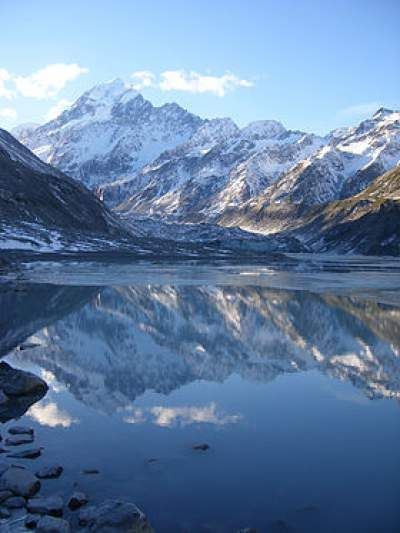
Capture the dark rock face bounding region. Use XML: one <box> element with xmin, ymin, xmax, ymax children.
<box><xmin>0</xmin><ymin>362</ymin><xmax>48</xmax><ymax>422</ymax></box>
<box><xmin>0</xmin><ymin>130</ymin><xmax>126</xmax><ymax>238</ymax></box>
<box><xmin>0</xmin><ymin>361</ymin><xmax>47</xmax><ymax>397</ymax></box>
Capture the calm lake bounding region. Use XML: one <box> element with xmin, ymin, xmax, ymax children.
<box><xmin>1</xmin><ymin>258</ymin><xmax>400</xmax><ymax>532</ymax></box>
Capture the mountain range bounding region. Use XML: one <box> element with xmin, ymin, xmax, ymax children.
<box><xmin>2</xmin><ymin>79</ymin><xmax>400</xmax><ymax>256</ymax></box>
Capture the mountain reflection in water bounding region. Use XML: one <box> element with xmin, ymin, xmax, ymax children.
<box><xmin>1</xmin><ymin>280</ymin><xmax>400</xmax><ymax>533</ymax></box>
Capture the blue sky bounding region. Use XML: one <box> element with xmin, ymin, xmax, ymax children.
<box><xmin>0</xmin><ymin>0</ymin><xmax>399</xmax><ymax>134</ymax></box>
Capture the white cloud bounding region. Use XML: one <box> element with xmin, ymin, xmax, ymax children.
<box><xmin>14</xmin><ymin>63</ymin><xmax>88</xmax><ymax>99</ymax></box>
<box><xmin>339</xmin><ymin>102</ymin><xmax>382</xmax><ymax>117</ymax></box>
<box><xmin>159</xmin><ymin>70</ymin><xmax>253</xmax><ymax>97</ymax></box>
<box><xmin>122</xmin><ymin>402</ymin><xmax>241</xmax><ymax>427</ymax></box>
<box><xmin>131</xmin><ymin>70</ymin><xmax>156</xmax><ymax>90</ymax></box>
<box><xmin>28</xmin><ymin>401</ymin><xmax>77</xmax><ymax>428</ymax></box>
<box><xmin>45</xmin><ymin>98</ymin><xmax>72</xmax><ymax>121</ymax></box>
<box><xmin>0</xmin><ymin>68</ymin><xmax>14</xmax><ymax>99</ymax></box>
<box><xmin>130</xmin><ymin>69</ymin><xmax>254</xmax><ymax>97</ymax></box>
<box><xmin>0</xmin><ymin>107</ymin><xmax>17</xmax><ymax>120</ymax></box>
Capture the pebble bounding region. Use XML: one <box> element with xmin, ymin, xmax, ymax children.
<box><xmin>25</xmin><ymin>513</ymin><xmax>40</xmax><ymax>529</ymax></box>
<box><xmin>27</xmin><ymin>495</ymin><xmax>64</xmax><ymax>517</ymax></box>
<box><xmin>0</xmin><ymin>506</ymin><xmax>11</xmax><ymax>518</ymax></box>
<box><xmin>68</xmin><ymin>491</ymin><xmax>88</xmax><ymax>511</ymax></box>
<box><xmin>3</xmin><ymin>495</ymin><xmax>26</xmax><ymax>508</ymax></box>
<box><xmin>8</xmin><ymin>425</ymin><xmax>34</xmax><ymax>436</ymax></box>
<box><xmin>193</xmin><ymin>443</ymin><xmax>210</xmax><ymax>451</ymax></box>
<box><xmin>36</xmin><ymin>515</ymin><xmax>71</xmax><ymax>532</ymax></box>
<box><xmin>8</xmin><ymin>447</ymin><xmax>42</xmax><ymax>459</ymax></box>
<box><xmin>36</xmin><ymin>464</ymin><xmax>63</xmax><ymax>479</ymax></box>
<box><xmin>82</xmin><ymin>468</ymin><xmax>99</xmax><ymax>475</ymax></box>
<box><xmin>0</xmin><ymin>490</ymin><xmax>13</xmax><ymax>503</ymax></box>
<box><xmin>5</xmin><ymin>433</ymin><xmax>34</xmax><ymax>446</ymax></box>
<box><xmin>0</xmin><ymin>466</ymin><xmax>40</xmax><ymax>497</ymax></box>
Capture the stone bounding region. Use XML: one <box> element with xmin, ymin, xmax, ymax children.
<box><xmin>78</xmin><ymin>500</ymin><xmax>152</xmax><ymax>532</ymax></box>
<box><xmin>0</xmin><ymin>362</ymin><xmax>48</xmax><ymax>397</ymax></box>
<box><xmin>26</xmin><ymin>513</ymin><xmax>40</xmax><ymax>529</ymax></box>
<box><xmin>0</xmin><ymin>506</ymin><xmax>11</xmax><ymax>518</ymax></box>
<box><xmin>36</xmin><ymin>515</ymin><xmax>71</xmax><ymax>532</ymax></box>
<box><xmin>5</xmin><ymin>433</ymin><xmax>34</xmax><ymax>446</ymax></box>
<box><xmin>0</xmin><ymin>390</ymin><xmax>8</xmax><ymax>405</ymax></box>
<box><xmin>0</xmin><ymin>460</ymin><xmax>10</xmax><ymax>476</ymax></box>
<box><xmin>0</xmin><ymin>490</ymin><xmax>13</xmax><ymax>503</ymax></box>
<box><xmin>68</xmin><ymin>491</ymin><xmax>88</xmax><ymax>511</ymax></box>
<box><xmin>8</xmin><ymin>447</ymin><xmax>42</xmax><ymax>459</ymax></box>
<box><xmin>36</xmin><ymin>464</ymin><xmax>63</xmax><ymax>479</ymax></box>
<box><xmin>3</xmin><ymin>495</ymin><xmax>26</xmax><ymax>508</ymax></box>
<box><xmin>0</xmin><ymin>466</ymin><xmax>40</xmax><ymax>497</ymax></box>
<box><xmin>8</xmin><ymin>425</ymin><xmax>34</xmax><ymax>436</ymax></box>
<box><xmin>27</xmin><ymin>495</ymin><xmax>64</xmax><ymax>517</ymax></box>
<box><xmin>193</xmin><ymin>443</ymin><xmax>210</xmax><ymax>451</ymax></box>
<box><xmin>82</xmin><ymin>468</ymin><xmax>99</xmax><ymax>475</ymax></box>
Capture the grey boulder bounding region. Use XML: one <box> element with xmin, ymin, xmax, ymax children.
<box><xmin>36</xmin><ymin>464</ymin><xmax>63</xmax><ymax>479</ymax></box>
<box><xmin>8</xmin><ymin>425</ymin><xmax>34</xmax><ymax>436</ymax></box>
<box><xmin>5</xmin><ymin>433</ymin><xmax>34</xmax><ymax>446</ymax></box>
<box><xmin>68</xmin><ymin>491</ymin><xmax>88</xmax><ymax>511</ymax></box>
<box><xmin>27</xmin><ymin>495</ymin><xmax>64</xmax><ymax>517</ymax></box>
<box><xmin>78</xmin><ymin>499</ymin><xmax>153</xmax><ymax>532</ymax></box>
<box><xmin>3</xmin><ymin>495</ymin><xmax>26</xmax><ymax>508</ymax></box>
<box><xmin>36</xmin><ymin>515</ymin><xmax>71</xmax><ymax>532</ymax></box>
<box><xmin>0</xmin><ymin>466</ymin><xmax>40</xmax><ymax>497</ymax></box>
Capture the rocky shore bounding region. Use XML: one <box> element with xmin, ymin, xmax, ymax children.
<box><xmin>0</xmin><ymin>362</ymin><xmax>154</xmax><ymax>532</ymax></box>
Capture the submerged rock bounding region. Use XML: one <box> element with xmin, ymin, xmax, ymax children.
<box><xmin>3</xmin><ymin>495</ymin><xmax>26</xmax><ymax>508</ymax></box>
<box><xmin>78</xmin><ymin>499</ymin><xmax>153</xmax><ymax>532</ymax></box>
<box><xmin>36</xmin><ymin>515</ymin><xmax>71</xmax><ymax>532</ymax></box>
<box><xmin>36</xmin><ymin>464</ymin><xmax>63</xmax><ymax>479</ymax></box>
<box><xmin>8</xmin><ymin>447</ymin><xmax>42</xmax><ymax>459</ymax></box>
<box><xmin>68</xmin><ymin>491</ymin><xmax>88</xmax><ymax>511</ymax></box>
<box><xmin>28</xmin><ymin>495</ymin><xmax>64</xmax><ymax>517</ymax></box>
<box><xmin>0</xmin><ymin>466</ymin><xmax>40</xmax><ymax>497</ymax></box>
<box><xmin>8</xmin><ymin>425</ymin><xmax>34</xmax><ymax>436</ymax></box>
<box><xmin>26</xmin><ymin>513</ymin><xmax>40</xmax><ymax>529</ymax></box>
<box><xmin>5</xmin><ymin>433</ymin><xmax>34</xmax><ymax>446</ymax></box>
<box><xmin>193</xmin><ymin>443</ymin><xmax>210</xmax><ymax>451</ymax></box>
<box><xmin>0</xmin><ymin>506</ymin><xmax>11</xmax><ymax>518</ymax></box>
<box><xmin>82</xmin><ymin>468</ymin><xmax>99</xmax><ymax>475</ymax></box>
<box><xmin>0</xmin><ymin>489</ymin><xmax>13</xmax><ymax>503</ymax></box>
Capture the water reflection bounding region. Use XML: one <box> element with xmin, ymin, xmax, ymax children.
<box><xmin>5</xmin><ymin>284</ymin><xmax>400</xmax><ymax>413</ymax></box>
<box><xmin>1</xmin><ymin>281</ymin><xmax>400</xmax><ymax>532</ymax></box>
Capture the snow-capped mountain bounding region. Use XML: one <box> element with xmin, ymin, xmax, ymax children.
<box><xmin>12</xmin><ymin>79</ymin><xmax>400</xmax><ymax>255</ymax></box>
<box><xmin>9</xmin><ymin>285</ymin><xmax>400</xmax><ymax>413</ymax></box>
<box><xmin>17</xmin><ymin>79</ymin><xmax>204</xmax><ymax>189</ymax></box>
<box><xmin>109</xmin><ymin>119</ymin><xmax>325</xmax><ymax>222</ymax></box>
<box><xmin>222</xmin><ymin>108</ymin><xmax>400</xmax><ymax>234</ymax></box>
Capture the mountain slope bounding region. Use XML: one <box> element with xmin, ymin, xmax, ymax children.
<box><xmin>0</xmin><ymin>128</ymin><xmax>133</xmax><ymax>251</ymax></box>
<box><xmin>221</xmin><ymin>108</ymin><xmax>400</xmax><ymax>234</ymax></box>
<box><xmin>297</xmin><ymin>165</ymin><xmax>400</xmax><ymax>255</ymax></box>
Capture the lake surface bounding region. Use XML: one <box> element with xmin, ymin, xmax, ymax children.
<box><xmin>1</xmin><ymin>258</ymin><xmax>400</xmax><ymax>532</ymax></box>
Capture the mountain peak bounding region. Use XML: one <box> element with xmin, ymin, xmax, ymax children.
<box><xmin>241</xmin><ymin>120</ymin><xmax>286</xmax><ymax>140</ymax></box>
<box><xmin>372</xmin><ymin>107</ymin><xmax>395</xmax><ymax>120</ymax></box>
